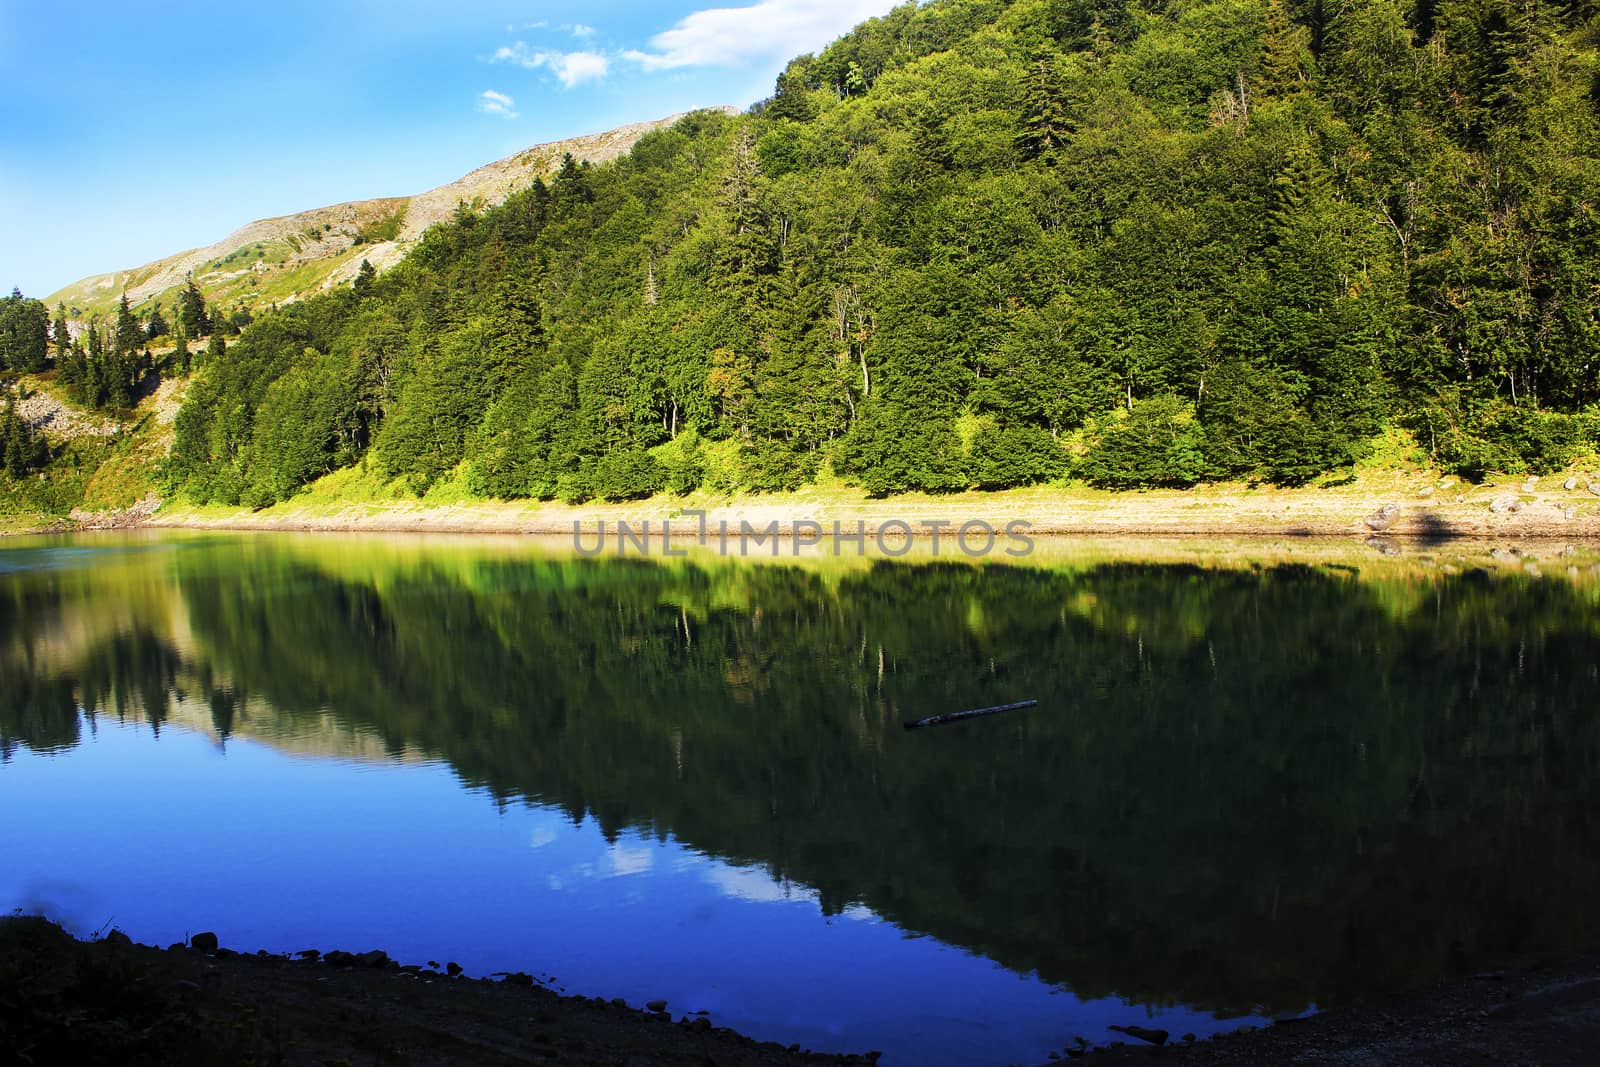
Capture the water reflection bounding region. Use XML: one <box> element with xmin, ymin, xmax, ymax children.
<box><xmin>3</xmin><ymin>534</ymin><xmax>1600</xmax><ymax>1062</ymax></box>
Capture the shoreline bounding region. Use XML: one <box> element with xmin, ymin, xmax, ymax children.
<box><xmin>6</xmin><ymin>917</ymin><xmax>1597</xmax><ymax>1066</ymax></box>
<box><xmin>17</xmin><ymin>471</ymin><xmax>1600</xmax><ymax>541</ymax></box>
<box><xmin>0</xmin><ymin>917</ymin><xmax>877</xmax><ymax>1066</ymax></box>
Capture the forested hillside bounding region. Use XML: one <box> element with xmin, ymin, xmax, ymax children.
<box><xmin>137</xmin><ymin>0</ymin><xmax>1600</xmax><ymax>503</ymax></box>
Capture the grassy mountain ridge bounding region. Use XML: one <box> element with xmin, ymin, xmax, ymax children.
<box><xmin>45</xmin><ymin>110</ymin><xmax>732</xmax><ymax>322</ymax></box>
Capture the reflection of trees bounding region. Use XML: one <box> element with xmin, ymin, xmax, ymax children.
<box><xmin>5</xmin><ymin>550</ymin><xmax>1600</xmax><ymax>1016</ymax></box>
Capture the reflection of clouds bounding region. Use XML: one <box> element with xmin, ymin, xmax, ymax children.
<box><xmin>528</xmin><ymin>824</ymin><xmax>560</xmax><ymax>850</ymax></box>
<box><xmin>703</xmin><ymin>864</ymin><xmax>811</xmax><ymax>905</ymax></box>
<box><xmin>607</xmin><ymin>840</ymin><xmax>654</xmax><ymax>877</ymax></box>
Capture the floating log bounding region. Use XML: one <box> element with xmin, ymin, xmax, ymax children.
<box><xmin>903</xmin><ymin>699</ymin><xmax>1037</xmax><ymax>730</ymax></box>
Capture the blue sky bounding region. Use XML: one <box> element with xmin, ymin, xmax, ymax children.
<box><xmin>0</xmin><ymin>1</ymin><xmax>898</xmax><ymax>297</ymax></box>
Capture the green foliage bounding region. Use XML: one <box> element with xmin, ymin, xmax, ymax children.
<box><xmin>0</xmin><ymin>289</ymin><xmax>50</xmax><ymax>373</ymax></box>
<box><xmin>162</xmin><ymin>0</ymin><xmax>1600</xmax><ymax>503</ymax></box>
<box><xmin>176</xmin><ymin>274</ymin><xmax>209</xmax><ymax>338</ymax></box>
<box><xmin>652</xmin><ymin>429</ymin><xmax>707</xmax><ymax>495</ymax></box>
<box><xmin>1</xmin><ymin>402</ymin><xmax>50</xmax><ymax>479</ymax></box>
<box><xmin>353</xmin><ymin>208</ymin><xmax>406</xmax><ymax>246</ymax></box>
<box><xmin>1420</xmin><ymin>398</ymin><xmax>1599</xmax><ymax>478</ymax></box>
<box><xmin>592</xmin><ymin>448</ymin><xmax>666</xmax><ymax>501</ymax></box>
<box><xmin>968</xmin><ymin>423</ymin><xmax>1067</xmax><ymax>489</ymax></box>
<box><xmin>1080</xmin><ymin>396</ymin><xmax>1210</xmax><ymax>489</ymax></box>
<box><xmin>144</xmin><ymin>304</ymin><xmax>169</xmax><ymax>341</ymax></box>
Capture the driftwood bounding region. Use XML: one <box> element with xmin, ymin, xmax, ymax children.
<box><xmin>903</xmin><ymin>699</ymin><xmax>1037</xmax><ymax>730</ymax></box>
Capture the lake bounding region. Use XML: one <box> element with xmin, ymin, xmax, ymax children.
<box><xmin>3</xmin><ymin>531</ymin><xmax>1599</xmax><ymax>1065</ymax></box>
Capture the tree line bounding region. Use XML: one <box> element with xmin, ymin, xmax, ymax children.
<box><xmin>65</xmin><ymin>0</ymin><xmax>1600</xmax><ymax>503</ymax></box>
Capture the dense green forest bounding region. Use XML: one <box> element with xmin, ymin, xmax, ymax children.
<box><xmin>27</xmin><ymin>0</ymin><xmax>1600</xmax><ymax>503</ymax></box>
<box><xmin>5</xmin><ymin>544</ymin><xmax>1600</xmax><ymax>1010</ymax></box>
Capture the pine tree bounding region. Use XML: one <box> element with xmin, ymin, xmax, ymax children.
<box><xmin>768</xmin><ymin>63</ymin><xmax>817</xmax><ymax>122</ymax></box>
<box><xmin>353</xmin><ymin>258</ymin><xmax>377</xmax><ymax>297</ymax></box>
<box><xmin>173</xmin><ymin>321</ymin><xmax>192</xmax><ymax>375</ymax></box>
<box><xmin>178</xmin><ymin>273</ymin><xmax>209</xmax><ymax>337</ymax></box>
<box><xmin>52</xmin><ymin>305</ymin><xmax>71</xmax><ymax>365</ymax></box>
<box><xmin>1259</xmin><ymin>0</ymin><xmax>1311</xmax><ymax>97</ymax></box>
<box><xmin>0</xmin><ymin>288</ymin><xmax>49</xmax><ymax>372</ymax></box>
<box><xmin>114</xmin><ymin>293</ymin><xmax>144</xmax><ymax>357</ymax></box>
<box><xmin>1017</xmin><ymin>51</ymin><xmax>1074</xmax><ymax>160</ymax></box>
<box><xmin>145</xmin><ymin>303</ymin><xmax>169</xmax><ymax>340</ymax></box>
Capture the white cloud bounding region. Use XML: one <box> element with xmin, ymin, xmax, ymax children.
<box><xmin>622</xmin><ymin>0</ymin><xmax>896</xmax><ymax>71</ymax></box>
<box><xmin>477</xmin><ymin>89</ymin><xmax>519</xmax><ymax>118</ymax></box>
<box><xmin>493</xmin><ymin>42</ymin><xmax>611</xmax><ymax>88</ymax></box>
<box><xmin>570</xmin><ymin>23</ymin><xmax>597</xmax><ymax>38</ymax></box>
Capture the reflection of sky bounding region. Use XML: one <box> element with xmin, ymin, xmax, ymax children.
<box><xmin>0</xmin><ymin>718</ymin><xmax>1256</xmax><ymax>1065</ymax></box>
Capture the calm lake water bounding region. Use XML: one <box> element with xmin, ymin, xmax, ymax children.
<box><xmin>3</xmin><ymin>532</ymin><xmax>1600</xmax><ymax>1065</ymax></box>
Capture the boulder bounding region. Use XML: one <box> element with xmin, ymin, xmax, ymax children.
<box><xmin>1489</xmin><ymin>495</ymin><xmax>1522</xmax><ymax>513</ymax></box>
<box><xmin>1523</xmin><ymin>477</ymin><xmax>1539</xmax><ymax>493</ymax></box>
<box><xmin>190</xmin><ymin>931</ymin><xmax>219</xmax><ymax>953</ymax></box>
<box><xmin>1565</xmin><ymin>477</ymin><xmax>1580</xmax><ymax>491</ymax></box>
<box><xmin>446</xmin><ymin>961</ymin><xmax>463</xmax><ymax>976</ymax></box>
<box><xmin>647</xmin><ymin>999</ymin><xmax>668</xmax><ymax>1013</ymax></box>
<box><xmin>104</xmin><ymin>929</ymin><xmax>133</xmax><ymax>947</ymax></box>
<box><xmin>1364</xmin><ymin>503</ymin><xmax>1400</xmax><ymax>531</ymax></box>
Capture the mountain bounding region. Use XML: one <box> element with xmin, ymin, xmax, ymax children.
<box><xmin>10</xmin><ymin>0</ymin><xmax>1600</xmax><ymax>521</ymax></box>
<box><xmin>45</xmin><ymin>109</ymin><xmax>735</xmax><ymax>321</ymax></box>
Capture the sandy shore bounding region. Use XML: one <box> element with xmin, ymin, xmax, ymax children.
<box><xmin>48</xmin><ymin>471</ymin><xmax>1600</xmax><ymax>542</ymax></box>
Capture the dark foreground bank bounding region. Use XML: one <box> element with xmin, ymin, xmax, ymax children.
<box><xmin>6</xmin><ymin>917</ymin><xmax>1600</xmax><ymax>1067</ymax></box>
<box><xmin>0</xmin><ymin>917</ymin><xmax>880</xmax><ymax>1066</ymax></box>
<box><xmin>1079</xmin><ymin>956</ymin><xmax>1600</xmax><ymax>1066</ymax></box>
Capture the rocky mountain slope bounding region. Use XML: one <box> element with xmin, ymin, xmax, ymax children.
<box><xmin>47</xmin><ymin>109</ymin><xmax>735</xmax><ymax>321</ymax></box>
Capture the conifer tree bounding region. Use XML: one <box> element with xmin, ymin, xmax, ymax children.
<box><xmin>1017</xmin><ymin>51</ymin><xmax>1074</xmax><ymax>160</ymax></box>
<box><xmin>353</xmin><ymin>258</ymin><xmax>377</xmax><ymax>298</ymax></box>
<box><xmin>145</xmin><ymin>303</ymin><xmax>169</xmax><ymax>340</ymax></box>
<box><xmin>52</xmin><ymin>305</ymin><xmax>71</xmax><ymax>364</ymax></box>
<box><xmin>114</xmin><ymin>293</ymin><xmax>143</xmax><ymax>357</ymax></box>
<box><xmin>178</xmin><ymin>273</ymin><xmax>209</xmax><ymax>337</ymax></box>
